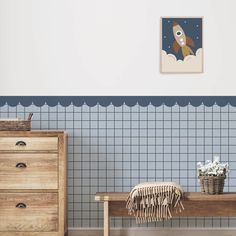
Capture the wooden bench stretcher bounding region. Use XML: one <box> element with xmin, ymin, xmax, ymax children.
<box><xmin>95</xmin><ymin>192</ymin><xmax>236</xmax><ymax>236</ymax></box>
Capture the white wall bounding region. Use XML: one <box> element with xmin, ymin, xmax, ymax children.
<box><xmin>0</xmin><ymin>0</ymin><xmax>235</xmax><ymax>96</ymax></box>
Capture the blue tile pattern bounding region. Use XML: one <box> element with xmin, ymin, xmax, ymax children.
<box><xmin>0</xmin><ymin>102</ymin><xmax>236</xmax><ymax>228</ymax></box>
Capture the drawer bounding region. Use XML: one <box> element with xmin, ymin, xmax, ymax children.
<box><xmin>0</xmin><ymin>137</ymin><xmax>58</xmax><ymax>151</ymax></box>
<box><xmin>0</xmin><ymin>193</ymin><xmax>58</xmax><ymax>232</ymax></box>
<box><xmin>0</xmin><ymin>153</ymin><xmax>58</xmax><ymax>189</ymax></box>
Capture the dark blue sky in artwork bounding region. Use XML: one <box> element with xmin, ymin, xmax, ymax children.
<box><xmin>162</xmin><ymin>18</ymin><xmax>202</xmax><ymax>60</ymax></box>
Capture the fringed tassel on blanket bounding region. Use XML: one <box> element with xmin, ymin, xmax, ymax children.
<box><xmin>126</xmin><ymin>182</ymin><xmax>184</xmax><ymax>223</ymax></box>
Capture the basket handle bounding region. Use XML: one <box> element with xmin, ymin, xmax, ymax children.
<box><xmin>27</xmin><ymin>113</ymin><xmax>33</xmax><ymax>121</ymax></box>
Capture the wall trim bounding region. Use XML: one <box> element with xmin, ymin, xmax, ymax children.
<box><xmin>68</xmin><ymin>227</ymin><xmax>236</xmax><ymax>236</ymax></box>
<box><xmin>0</xmin><ymin>96</ymin><xmax>236</xmax><ymax>107</ymax></box>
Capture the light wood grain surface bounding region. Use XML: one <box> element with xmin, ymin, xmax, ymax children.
<box><xmin>0</xmin><ymin>131</ymin><xmax>67</xmax><ymax>236</ymax></box>
<box><xmin>0</xmin><ymin>153</ymin><xmax>58</xmax><ymax>189</ymax></box>
<box><xmin>0</xmin><ymin>193</ymin><xmax>58</xmax><ymax>232</ymax></box>
<box><xmin>0</xmin><ymin>131</ymin><xmax>65</xmax><ymax>136</ymax></box>
<box><xmin>95</xmin><ymin>192</ymin><xmax>236</xmax><ymax>202</ymax></box>
<box><xmin>96</xmin><ymin>191</ymin><xmax>236</xmax><ymax>236</ymax></box>
<box><xmin>0</xmin><ymin>137</ymin><xmax>58</xmax><ymax>151</ymax></box>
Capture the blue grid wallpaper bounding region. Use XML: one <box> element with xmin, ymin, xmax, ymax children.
<box><xmin>0</xmin><ymin>99</ymin><xmax>236</xmax><ymax>228</ymax></box>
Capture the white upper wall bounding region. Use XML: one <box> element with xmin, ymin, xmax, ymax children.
<box><xmin>0</xmin><ymin>0</ymin><xmax>235</xmax><ymax>95</ymax></box>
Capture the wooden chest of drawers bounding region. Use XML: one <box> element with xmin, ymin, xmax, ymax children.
<box><xmin>0</xmin><ymin>131</ymin><xmax>67</xmax><ymax>236</ymax></box>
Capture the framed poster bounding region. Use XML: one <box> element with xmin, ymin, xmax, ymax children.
<box><xmin>161</xmin><ymin>17</ymin><xmax>203</xmax><ymax>73</ymax></box>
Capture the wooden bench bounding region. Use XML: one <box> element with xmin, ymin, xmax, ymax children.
<box><xmin>95</xmin><ymin>192</ymin><xmax>236</xmax><ymax>236</ymax></box>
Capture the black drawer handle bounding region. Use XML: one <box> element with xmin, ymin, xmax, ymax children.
<box><xmin>16</xmin><ymin>203</ymin><xmax>27</xmax><ymax>209</ymax></box>
<box><xmin>15</xmin><ymin>141</ymin><xmax>26</xmax><ymax>146</ymax></box>
<box><xmin>16</xmin><ymin>163</ymin><xmax>27</xmax><ymax>168</ymax></box>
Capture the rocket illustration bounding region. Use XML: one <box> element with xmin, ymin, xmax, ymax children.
<box><xmin>172</xmin><ymin>21</ymin><xmax>195</xmax><ymax>58</ymax></box>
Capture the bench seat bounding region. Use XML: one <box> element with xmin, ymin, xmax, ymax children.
<box><xmin>95</xmin><ymin>192</ymin><xmax>236</xmax><ymax>236</ymax></box>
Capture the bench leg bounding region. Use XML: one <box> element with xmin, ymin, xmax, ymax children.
<box><xmin>104</xmin><ymin>201</ymin><xmax>110</xmax><ymax>236</ymax></box>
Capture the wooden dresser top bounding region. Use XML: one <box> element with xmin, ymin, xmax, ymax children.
<box><xmin>0</xmin><ymin>130</ymin><xmax>66</xmax><ymax>137</ymax></box>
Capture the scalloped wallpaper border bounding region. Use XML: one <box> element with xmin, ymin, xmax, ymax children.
<box><xmin>0</xmin><ymin>96</ymin><xmax>236</xmax><ymax>107</ymax></box>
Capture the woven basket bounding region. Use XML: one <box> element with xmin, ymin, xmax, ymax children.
<box><xmin>199</xmin><ymin>175</ymin><xmax>226</xmax><ymax>194</ymax></box>
<box><xmin>0</xmin><ymin>113</ymin><xmax>33</xmax><ymax>131</ymax></box>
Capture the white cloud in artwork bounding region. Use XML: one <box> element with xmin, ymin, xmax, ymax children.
<box><xmin>161</xmin><ymin>48</ymin><xmax>203</xmax><ymax>73</ymax></box>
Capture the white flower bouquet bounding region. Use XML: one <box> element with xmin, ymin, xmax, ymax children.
<box><xmin>197</xmin><ymin>156</ymin><xmax>229</xmax><ymax>194</ymax></box>
<box><xmin>197</xmin><ymin>156</ymin><xmax>229</xmax><ymax>177</ymax></box>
